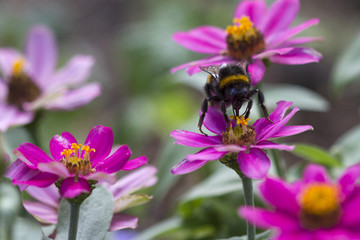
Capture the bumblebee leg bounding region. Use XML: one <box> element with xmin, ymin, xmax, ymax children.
<box><xmin>198</xmin><ymin>98</ymin><xmax>209</xmax><ymax>136</ymax></box>
<box><xmin>248</xmin><ymin>89</ymin><xmax>273</xmax><ymax>123</ymax></box>
<box><xmin>221</xmin><ymin>101</ymin><xmax>229</xmax><ymax>127</ymax></box>
<box><xmin>243</xmin><ymin>99</ymin><xmax>253</xmax><ymax>119</ymax></box>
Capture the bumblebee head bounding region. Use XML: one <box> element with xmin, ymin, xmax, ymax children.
<box><xmin>229</xmin><ymin>86</ymin><xmax>248</xmax><ymax>112</ymax></box>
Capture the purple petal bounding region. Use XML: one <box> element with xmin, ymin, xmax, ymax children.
<box><xmin>173</xmin><ymin>27</ymin><xmax>226</xmax><ymax>54</ymax></box>
<box><xmin>84</xmin><ymin>125</ymin><xmax>113</xmax><ymax>164</ymax></box>
<box><xmin>248</xmin><ymin>60</ymin><xmax>265</xmax><ymax>86</ymax></box>
<box><xmin>171</xmin><ymin>130</ymin><xmax>221</xmax><ymax>147</ymax></box>
<box><xmin>26</xmin><ymin>185</ymin><xmax>60</xmax><ymax>208</ymax></box>
<box><xmin>253</xmin><ymin>47</ymin><xmax>293</xmax><ymax>59</ymax></box>
<box><xmin>43</xmin><ymin>82</ymin><xmax>101</xmax><ymax>110</ymax></box>
<box><xmin>13</xmin><ymin>172</ymin><xmax>58</xmax><ymax>189</ymax></box>
<box><xmin>259</xmin><ymin>177</ymin><xmax>299</xmax><ymax>215</ymax></box>
<box><xmin>234</xmin><ymin>0</ymin><xmax>267</xmax><ymax>27</ymax></box>
<box><xmin>239</xmin><ymin>207</ymin><xmax>300</xmax><ymax>231</ymax></box>
<box><xmin>122</xmin><ymin>156</ymin><xmax>148</xmax><ymax>171</ymax></box>
<box><xmin>109</xmin><ymin>214</ymin><xmax>138</xmax><ymax>231</ymax></box>
<box><xmin>95</xmin><ymin>145</ymin><xmax>131</xmax><ymax>173</ymax></box>
<box><xmin>267</xmin><ymin>18</ymin><xmax>320</xmax><ymax>48</ymax></box>
<box><xmin>269</xmin><ymin>47</ymin><xmax>322</xmax><ymax>64</ymax></box>
<box><xmin>0</xmin><ymin>79</ymin><xmax>7</xmax><ymax>100</ymax></box>
<box><xmin>238</xmin><ymin>149</ymin><xmax>270</xmax><ymax>179</ymax></box>
<box><xmin>271</xmin><ymin>125</ymin><xmax>313</xmax><ymax>138</ymax></box>
<box><xmin>23</xmin><ymin>201</ymin><xmax>58</xmax><ymax>224</ymax></box>
<box><xmin>14</xmin><ymin>143</ymin><xmax>53</xmax><ymax>167</ymax></box>
<box><xmin>186</xmin><ymin>147</ymin><xmax>227</xmax><ymax>161</ymax></box>
<box><xmin>0</xmin><ymin>104</ymin><xmax>34</xmax><ymax>132</ymax></box>
<box><xmin>201</xmin><ymin>106</ymin><xmax>227</xmax><ymax>135</ymax></box>
<box><xmin>279</xmin><ymin>36</ymin><xmax>324</xmax><ymax>48</ymax></box>
<box><xmin>49</xmin><ymin>132</ymin><xmax>77</xmax><ymax>161</ymax></box>
<box><xmin>6</xmin><ymin>159</ymin><xmax>41</xmax><ymax>190</ymax></box>
<box><xmin>171</xmin><ymin>158</ymin><xmax>209</xmax><ymax>175</ymax></box>
<box><xmin>37</xmin><ymin>162</ymin><xmax>71</xmax><ymax>178</ymax></box>
<box><xmin>108</xmin><ymin>166</ymin><xmax>157</xmax><ymax>199</ymax></box>
<box><xmin>60</xmin><ymin>177</ymin><xmax>90</xmax><ymax>199</ymax></box>
<box><xmin>253</xmin><ymin>140</ymin><xmax>295</xmax><ymax>151</ymax></box>
<box><xmin>302</xmin><ymin>164</ymin><xmax>331</xmax><ymax>183</ymax></box>
<box><xmin>0</xmin><ymin>48</ymin><xmax>23</xmax><ymax>77</ymax></box>
<box><xmin>261</xmin><ymin>0</ymin><xmax>299</xmax><ymax>37</ymax></box>
<box><xmin>47</xmin><ymin>55</ymin><xmax>95</xmax><ymax>90</ymax></box>
<box><xmin>213</xmin><ymin>144</ymin><xmax>245</xmax><ymax>152</ymax></box>
<box><xmin>340</xmin><ymin>191</ymin><xmax>360</xmax><ymax>226</ymax></box>
<box><xmin>339</xmin><ymin>164</ymin><xmax>360</xmax><ymax>196</ymax></box>
<box><xmin>26</xmin><ymin>25</ymin><xmax>57</xmax><ymax>87</ymax></box>
<box><xmin>85</xmin><ymin>172</ymin><xmax>116</xmax><ymax>184</ymax></box>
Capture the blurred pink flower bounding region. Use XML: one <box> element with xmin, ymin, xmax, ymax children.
<box><xmin>6</xmin><ymin>125</ymin><xmax>147</xmax><ymax>198</ymax></box>
<box><xmin>0</xmin><ymin>25</ymin><xmax>101</xmax><ymax>131</ymax></box>
<box><xmin>171</xmin><ymin>0</ymin><xmax>322</xmax><ymax>85</ymax></box>
<box><xmin>23</xmin><ymin>166</ymin><xmax>157</xmax><ymax>232</ymax></box>
<box><xmin>239</xmin><ymin>164</ymin><xmax>360</xmax><ymax>240</ymax></box>
<box><xmin>171</xmin><ymin>101</ymin><xmax>312</xmax><ymax>179</ymax></box>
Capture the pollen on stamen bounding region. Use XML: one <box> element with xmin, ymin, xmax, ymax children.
<box><xmin>12</xmin><ymin>58</ymin><xmax>25</xmax><ymax>75</ymax></box>
<box><xmin>60</xmin><ymin>144</ymin><xmax>95</xmax><ymax>176</ymax></box>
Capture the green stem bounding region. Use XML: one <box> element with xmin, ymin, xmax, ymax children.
<box><xmin>271</xmin><ymin>149</ymin><xmax>285</xmax><ymax>179</ymax></box>
<box><xmin>236</xmin><ymin>170</ymin><xmax>255</xmax><ymax>240</ymax></box>
<box><xmin>24</xmin><ymin>111</ymin><xmax>44</xmax><ymax>147</ymax></box>
<box><xmin>68</xmin><ymin>202</ymin><xmax>81</xmax><ymax>240</ymax></box>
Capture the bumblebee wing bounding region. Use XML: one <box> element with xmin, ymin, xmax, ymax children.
<box><xmin>199</xmin><ymin>65</ymin><xmax>221</xmax><ymax>80</ymax></box>
<box><xmin>234</xmin><ymin>60</ymin><xmax>249</xmax><ymax>72</ymax></box>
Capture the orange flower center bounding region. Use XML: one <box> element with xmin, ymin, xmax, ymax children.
<box><xmin>222</xmin><ymin>116</ymin><xmax>256</xmax><ymax>147</ymax></box>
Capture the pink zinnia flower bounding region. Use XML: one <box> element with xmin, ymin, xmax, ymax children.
<box><xmin>239</xmin><ymin>164</ymin><xmax>360</xmax><ymax>240</ymax></box>
<box><xmin>171</xmin><ymin>101</ymin><xmax>312</xmax><ymax>179</ymax></box>
<box><xmin>22</xmin><ymin>166</ymin><xmax>157</xmax><ymax>232</ymax></box>
<box><xmin>6</xmin><ymin>125</ymin><xmax>147</xmax><ymax>198</ymax></box>
<box><xmin>171</xmin><ymin>0</ymin><xmax>322</xmax><ymax>85</ymax></box>
<box><xmin>0</xmin><ymin>25</ymin><xmax>101</xmax><ymax>131</ymax></box>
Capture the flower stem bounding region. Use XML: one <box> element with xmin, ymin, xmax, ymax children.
<box><xmin>271</xmin><ymin>149</ymin><xmax>285</xmax><ymax>179</ymax></box>
<box><xmin>68</xmin><ymin>202</ymin><xmax>81</xmax><ymax>240</ymax></box>
<box><xmin>24</xmin><ymin>110</ymin><xmax>44</xmax><ymax>147</ymax></box>
<box><xmin>237</xmin><ymin>170</ymin><xmax>255</xmax><ymax>240</ymax></box>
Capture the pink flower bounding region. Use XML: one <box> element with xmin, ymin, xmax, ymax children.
<box><xmin>171</xmin><ymin>101</ymin><xmax>312</xmax><ymax>179</ymax></box>
<box><xmin>171</xmin><ymin>0</ymin><xmax>322</xmax><ymax>85</ymax></box>
<box><xmin>6</xmin><ymin>125</ymin><xmax>147</xmax><ymax>198</ymax></box>
<box><xmin>0</xmin><ymin>25</ymin><xmax>101</xmax><ymax>131</ymax></box>
<box><xmin>22</xmin><ymin>166</ymin><xmax>157</xmax><ymax>232</ymax></box>
<box><xmin>239</xmin><ymin>164</ymin><xmax>360</xmax><ymax>240</ymax></box>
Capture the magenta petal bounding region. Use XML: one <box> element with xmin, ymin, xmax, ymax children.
<box><xmin>267</xmin><ymin>18</ymin><xmax>320</xmax><ymax>48</ymax></box>
<box><xmin>186</xmin><ymin>147</ymin><xmax>226</xmax><ymax>161</ymax></box>
<box><xmin>49</xmin><ymin>132</ymin><xmax>77</xmax><ymax>161</ymax></box>
<box><xmin>13</xmin><ymin>172</ymin><xmax>58</xmax><ymax>189</ymax></box>
<box><xmin>253</xmin><ymin>140</ymin><xmax>295</xmax><ymax>151</ymax></box>
<box><xmin>14</xmin><ymin>143</ymin><xmax>53</xmax><ymax>167</ymax></box>
<box><xmin>6</xmin><ymin>159</ymin><xmax>42</xmax><ymax>190</ymax></box>
<box><xmin>26</xmin><ymin>25</ymin><xmax>57</xmax><ymax>87</ymax></box>
<box><xmin>26</xmin><ymin>185</ymin><xmax>60</xmax><ymax>208</ymax></box>
<box><xmin>201</xmin><ymin>106</ymin><xmax>227</xmax><ymax>134</ymax></box>
<box><xmin>261</xmin><ymin>0</ymin><xmax>299</xmax><ymax>37</ymax></box>
<box><xmin>303</xmin><ymin>164</ymin><xmax>331</xmax><ymax>183</ymax></box>
<box><xmin>238</xmin><ymin>149</ymin><xmax>270</xmax><ymax>179</ymax></box>
<box><xmin>253</xmin><ymin>47</ymin><xmax>293</xmax><ymax>59</ymax></box>
<box><xmin>60</xmin><ymin>177</ymin><xmax>90</xmax><ymax>199</ymax></box>
<box><xmin>271</xmin><ymin>125</ymin><xmax>313</xmax><ymax>138</ymax></box>
<box><xmin>234</xmin><ymin>0</ymin><xmax>267</xmax><ymax>27</ymax></box>
<box><xmin>248</xmin><ymin>60</ymin><xmax>265</xmax><ymax>86</ymax></box>
<box><xmin>280</xmin><ymin>36</ymin><xmax>324</xmax><ymax>47</ymax></box>
<box><xmin>23</xmin><ymin>201</ymin><xmax>58</xmax><ymax>224</ymax></box>
<box><xmin>109</xmin><ymin>214</ymin><xmax>138</xmax><ymax>231</ymax></box>
<box><xmin>259</xmin><ymin>178</ymin><xmax>299</xmax><ymax>215</ymax></box>
<box><xmin>85</xmin><ymin>172</ymin><xmax>116</xmax><ymax>184</ymax></box>
<box><xmin>239</xmin><ymin>207</ymin><xmax>299</xmax><ymax>231</ymax></box>
<box><xmin>213</xmin><ymin>144</ymin><xmax>245</xmax><ymax>152</ymax></box>
<box><xmin>340</xmin><ymin>191</ymin><xmax>360</xmax><ymax>226</ymax></box>
<box><xmin>84</xmin><ymin>125</ymin><xmax>113</xmax><ymax>164</ymax></box>
<box><xmin>269</xmin><ymin>47</ymin><xmax>322</xmax><ymax>64</ymax></box>
<box><xmin>95</xmin><ymin>145</ymin><xmax>131</xmax><ymax>173</ymax></box>
<box><xmin>171</xmin><ymin>130</ymin><xmax>221</xmax><ymax>147</ymax></box>
<box><xmin>37</xmin><ymin>162</ymin><xmax>71</xmax><ymax>178</ymax></box>
<box><xmin>339</xmin><ymin>164</ymin><xmax>360</xmax><ymax>196</ymax></box>
<box><xmin>171</xmin><ymin>158</ymin><xmax>209</xmax><ymax>175</ymax></box>
<box><xmin>122</xmin><ymin>156</ymin><xmax>148</xmax><ymax>171</ymax></box>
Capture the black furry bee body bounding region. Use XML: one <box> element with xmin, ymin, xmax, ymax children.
<box><xmin>198</xmin><ymin>61</ymin><xmax>272</xmax><ymax>135</ymax></box>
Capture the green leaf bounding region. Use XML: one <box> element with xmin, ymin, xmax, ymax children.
<box><xmin>134</xmin><ymin>217</ymin><xmax>182</xmax><ymax>240</ymax></box>
<box><xmin>182</xmin><ymin>165</ymin><xmax>241</xmax><ymax>202</ymax></box>
<box><xmin>13</xmin><ymin>217</ymin><xmax>43</xmax><ymax>240</ymax></box>
<box><xmin>114</xmin><ymin>193</ymin><xmax>152</xmax><ymax>212</ymax></box>
<box><xmin>292</xmin><ymin>143</ymin><xmax>341</xmax><ymax>167</ymax></box>
<box><xmin>55</xmin><ymin>186</ymin><xmax>114</xmax><ymax>240</ymax></box>
<box><xmin>264</xmin><ymin>84</ymin><xmax>329</xmax><ymax>112</ymax></box>
<box><xmin>331</xmin><ymin>124</ymin><xmax>360</xmax><ymax>167</ymax></box>
<box><xmin>2</xmin><ymin>127</ymin><xmax>32</xmax><ymax>161</ymax></box>
<box><xmin>217</xmin><ymin>230</ymin><xmax>272</xmax><ymax>240</ymax></box>
<box><xmin>331</xmin><ymin>31</ymin><xmax>360</xmax><ymax>94</ymax></box>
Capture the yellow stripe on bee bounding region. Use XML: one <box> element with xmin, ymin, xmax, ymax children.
<box><xmin>206</xmin><ymin>74</ymin><xmax>212</xmax><ymax>84</ymax></box>
<box><xmin>220</xmin><ymin>75</ymin><xmax>249</xmax><ymax>88</ymax></box>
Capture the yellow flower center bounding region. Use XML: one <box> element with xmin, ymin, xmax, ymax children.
<box><xmin>7</xmin><ymin>58</ymin><xmax>41</xmax><ymax>107</ymax></box>
<box><xmin>299</xmin><ymin>183</ymin><xmax>342</xmax><ymax>229</ymax></box>
<box><xmin>225</xmin><ymin>16</ymin><xmax>265</xmax><ymax>60</ymax></box>
<box><xmin>61</xmin><ymin>143</ymin><xmax>96</xmax><ymax>178</ymax></box>
<box><xmin>222</xmin><ymin>116</ymin><xmax>256</xmax><ymax>147</ymax></box>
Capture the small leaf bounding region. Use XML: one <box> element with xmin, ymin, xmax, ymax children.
<box><xmin>114</xmin><ymin>194</ymin><xmax>152</xmax><ymax>212</ymax></box>
<box><xmin>292</xmin><ymin>143</ymin><xmax>341</xmax><ymax>167</ymax></box>
<box><xmin>331</xmin><ymin>31</ymin><xmax>360</xmax><ymax>94</ymax></box>
<box><xmin>55</xmin><ymin>186</ymin><xmax>114</xmax><ymax>240</ymax></box>
<box><xmin>331</xmin><ymin>124</ymin><xmax>360</xmax><ymax>167</ymax></box>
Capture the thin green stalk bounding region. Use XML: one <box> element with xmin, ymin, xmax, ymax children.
<box><xmin>68</xmin><ymin>202</ymin><xmax>81</xmax><ymax>240</ymax></box>
<box><xmin>24</xmin><ymin>111</ymin><xmax>44</xmax><ymax>147</ymax></box>
<box><xmin>271</xmin><ymin>149</ymin><xmax>285</xmax><ymax>179</ymax></box>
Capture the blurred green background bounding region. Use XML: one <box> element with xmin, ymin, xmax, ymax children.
<box><xmin>1</xmin><ymin>0</ymin><xmax>360</xmax><ymax>239</ymax></box>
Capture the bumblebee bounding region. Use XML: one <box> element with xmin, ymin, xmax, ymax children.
<box><xmin>198</xmin><ymin>61</ymin><xmax>272</xmax><ymax>135</ymax></box>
